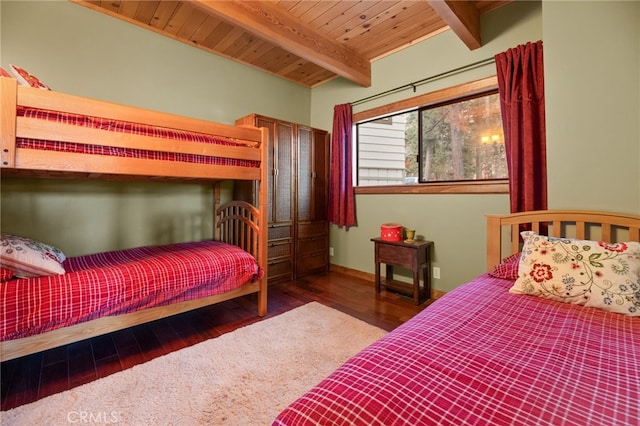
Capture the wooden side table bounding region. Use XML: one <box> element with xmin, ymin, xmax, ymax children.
<box><xmin>371</xmin><ymin>238</ymin><xmax>433</xmax><ymax>305</ymax></box>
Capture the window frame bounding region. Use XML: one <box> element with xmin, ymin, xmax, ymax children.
<box><xmin>353</xmin><ymin>76</ymin><xmax>508</xmax><ymax>195</ymax></box>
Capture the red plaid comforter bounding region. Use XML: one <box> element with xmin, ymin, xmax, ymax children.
<box><xmin>1</xmin><ymin>241</ymin><xmax>263</xmax><ymax>341</ymax></box>
<box><xmin>16</xmin><ymin>106</ymin><xmax>259</xmax><ymax>168</ymax></box>
<box><xmin>274</xmin><ymin>274</ymin><xmax>639</xmax><ymax>426</ymax></box>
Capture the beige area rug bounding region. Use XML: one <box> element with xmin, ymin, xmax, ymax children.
<box><xmin>2</xmin><ymin>302</ymin><xmax>386</xmax><ymax>425</ymax></box>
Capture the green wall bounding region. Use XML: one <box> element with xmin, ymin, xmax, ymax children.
<box><xmin>543</xmin><ymin>1</ymin><xmax>640</xmax><ymax>212</ymax></box>
<box><xmin>1</xmin><ymin>1</ymin><xmax>638</xmax><ymax>292</ymax></box>
<box><xmin>1</xmin><ymin>179</ymin><xmax>221</xmax><ymax>257</ymax></box>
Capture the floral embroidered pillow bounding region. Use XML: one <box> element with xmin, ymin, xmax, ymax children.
<box><xmin>509</xmin><ymin>231</ymin><xmax>640</xmax><ymax>316</ymax></box>
<box><xmin>0</xmin><ymin>234</ymin><xmax>66</xmax><ymax>278</ymax></box>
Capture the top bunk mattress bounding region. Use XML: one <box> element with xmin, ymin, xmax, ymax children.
<box><xmin>16</xmin><ymin>106</ymin><xmax>259</xmax><ymax>168</ymax></box>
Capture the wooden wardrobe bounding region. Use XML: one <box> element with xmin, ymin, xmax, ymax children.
<box><xmin>235</xmin><ymin>114</ymin><xmax>330</xmax><ymax>283</ymax></box>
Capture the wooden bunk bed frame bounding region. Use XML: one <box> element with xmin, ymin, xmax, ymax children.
<box><xmin>0</xmin><ymin>77</ymin><xmax>269</xmax><ymax>361</ymax></box>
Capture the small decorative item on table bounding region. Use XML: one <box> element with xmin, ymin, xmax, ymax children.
<box><xmin>380</xmin><ymin>223</ymin><xmax>402</xmax><ymax>241</ymax></box>
<box><xmin>405</xmin><ymin>228</ymin><xmax>416</xmax><ymax>243</ymax></box>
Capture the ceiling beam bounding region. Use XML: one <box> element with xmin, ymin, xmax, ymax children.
<box><xmin>192</xmin><ymin>0</ymin><xmax>372</xmax><ymax>87</ymax></box>
<box><xmin>427</xmin><ymin>0</ymin><xmax>482</xmax><ymax>50</ymax></box>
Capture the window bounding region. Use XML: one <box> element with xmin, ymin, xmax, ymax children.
<box><xmin>356</xmin><ymin>90</ymin><xmax>507</xmax><ymax>187</ymax></box>
<box><xmin>357</xmin><ymin>112</ymin><xmax>417</xmax><ymax>186</ymax></box>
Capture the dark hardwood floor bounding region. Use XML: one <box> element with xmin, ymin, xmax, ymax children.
<box><xmin>1</xmin><ymin>271</ymin><xmax>430</xmax><ymax>411</ymax></box>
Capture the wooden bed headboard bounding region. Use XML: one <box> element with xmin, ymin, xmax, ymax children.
<box><xmin>216</xmin><ymin>200</ymin><xmax>261</xmax><ymax>263</ymax></box>
<box><xmin>486</xmin><ymin>210</ymin><xmax>640</xmax><ymax>271</ymax></box>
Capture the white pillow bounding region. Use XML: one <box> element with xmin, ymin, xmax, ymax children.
<box><xmin>510</xmin><ymin>231</ymin><xmax>640</xmax><ymax>316</ymax></box>
<box><xmin>8</xmin><ymin>64</ymin><xmax>51</xmax><ymax>90</ymax></box>
<box><xmin>0</xmin><ymin>234</ymin><xmax>66</xmax><ymax>278</ymax></box>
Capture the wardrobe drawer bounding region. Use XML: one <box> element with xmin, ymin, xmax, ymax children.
<box><xmin>297</xmin><ymin>236</ymin><xmax>327</xmax><ymax>254</ymax></box>
<box><xmin>268</xmin><ymin>225</ymin><xmax>291</xmax><ymax>240</ymax></box>
<box><xmin>268</xmin><ymin>240</ymin><xmax>292</xmax><ymax>259</ymax></box>
<box><xmin>296</xmin><ymin>251</ymin><xmax>328</xmax><ymax>276</ymax></box>
<box><xmin>268</xmin><ymin>259</ymin><xmax>292</xmax><ymax>282</ymax></box>
<box><xmin>298</xmin><ymin>221</ymin><xmax>327</xmax><ymax>238</ymax></box>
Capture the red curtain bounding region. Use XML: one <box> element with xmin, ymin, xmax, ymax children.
<box><xmin>495</xmin><ymin>40</ymin><xmax>547</xmax><ymax>213</ymax></box>
<box><xmin>328</xmin><ymin>103</ymin><xmax>357</xmax><ymax>227</ymax></box>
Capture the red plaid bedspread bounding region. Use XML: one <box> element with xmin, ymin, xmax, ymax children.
<box><xmin>16</xmin><ymin>106</ymin><xmax>259</xmax><ymax>168</ymax></box>
<box><xmin>1</xmin><ymin>241</ymin><xmax>263</xmax><ymax>341</ymax></box>
<box><xmin>274</xmin><ymin>274</ymin><xmax>640</xmax><ymax>426</ymax></box>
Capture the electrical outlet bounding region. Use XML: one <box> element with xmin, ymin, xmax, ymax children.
<box><xmin>433</xmin><ymin>267</ymin><xmax>441</xmax><ymax>279</ymax></box>
<box><xmin>329</xmin><ymin>247</ymin><xmax>334</xmax><ymax>256</ymax></box>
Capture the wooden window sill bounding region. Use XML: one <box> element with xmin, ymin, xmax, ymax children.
<box><xmin>354</xmin><ymin>179</ymin><xmax>509</xmax><ymax>195</ymax></box>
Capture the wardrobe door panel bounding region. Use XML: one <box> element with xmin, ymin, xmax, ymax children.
<box><xmin>312</xmin><ymin>129</ymin><xmax>329</xmax><ymax>221</ymax></box>
<box><xmin>255</xmin><ymin>117</ymin><xmax>276</xmax><ymax>223</ymax></box>
<box><xmin>297</xmin><ymin>126</ymin><xmax>313</xmax><ymax>221</ymax></box>
<box><xmin>274</xmin><ymin>122</ymin><xmax>294</xmax><ymax>224</ymax></box>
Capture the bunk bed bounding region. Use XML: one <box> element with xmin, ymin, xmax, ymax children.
<box><xmin>274</xmin><ymin>210</ymin><xmax>640</xmax><ymax>426</ymax></box>
<box><xmin>0</xmin><ymin>76</ymin><xmax>269</xmax><ymax>361</ymax></box>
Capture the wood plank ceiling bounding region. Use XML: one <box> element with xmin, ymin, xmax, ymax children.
<box><xmin>73</xmin><ymin>1</ymin><xmax>512</xmax><ymax>88</ymax></box>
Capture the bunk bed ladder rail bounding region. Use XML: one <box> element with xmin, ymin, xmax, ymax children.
<box><xmin>0</xmin><ymin>77</ymin><xmax>18</xmax><ymax>168</ymax></box>
<box><xmin>216</xmin><ymin>201</ymin><xmax>261</xmax><ymax>261</ymax></box>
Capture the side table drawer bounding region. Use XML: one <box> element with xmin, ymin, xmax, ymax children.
<box><xmin>378</xmin><ymin>244</ymin><xmax>414</xmax><ymax>269</ymax></box>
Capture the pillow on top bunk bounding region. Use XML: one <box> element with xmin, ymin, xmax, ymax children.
<box><xmin>0</xmin><ymin>234</ymin><xmax>66</xmax><ymax>278</ymax></box>
<box><xmin>510</xmin><ymin>231</ymin><xmax>640</xmax><ymax>316</ymax></box>
<box><xmin>489</xmin><ymin>252</ymin><xmax>521</xmax><ymax>280</ymax></box>
<box><xmin>7</xmin><ymin>64</ymin><xmax>51</xmax><ymax>90</ymax></box>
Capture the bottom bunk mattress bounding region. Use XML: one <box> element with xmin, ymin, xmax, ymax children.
<box><xmin>274</xmin><ymin>274</ymin><xmax>639</xmax><ymax>426</ymax></box>
<box><xmin>1</xmin><ymin>240</ymin><xmax>263</xmax><ymax>341</ymax></box>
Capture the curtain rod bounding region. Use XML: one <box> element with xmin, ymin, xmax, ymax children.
<box><xmin>351</xmin><ymin>57</ymin><xmax>496</xmax><ymax>107</ymax></box>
